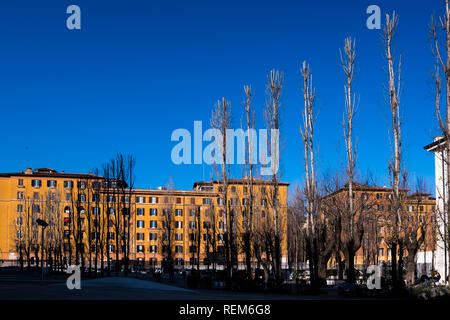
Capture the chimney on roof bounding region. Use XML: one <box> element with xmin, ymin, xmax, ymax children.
<box><xmin>24</xmin><ymin>167</ymin><xmax>33</xmax><ymax>175</ymax></box>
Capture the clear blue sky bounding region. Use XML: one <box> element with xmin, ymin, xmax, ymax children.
<box><xmin>0</xmin><ymin>0</ymin><xmax>444</xmax><ymax>193</ymax></box>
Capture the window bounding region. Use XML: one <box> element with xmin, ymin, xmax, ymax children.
<box><xmin>64</xmin><ymin>217</ymin><xmax>70</xmax><ymax>226</ymax></box>
<box><xmin>66</xmin><ymin>193</ymin><xmax>71</xmax><ymax>201</ymax></box>
<box><xmin>92</xmin><ymin>207</ymin><xmax>100</xmax><ymax>215</ymax></box>
<box><xmin>190</xmin><ymin>209</ymin><xmax>196</xmax><ymax>217</ymax></box>
<box><xmin>149</xmin><ymin>233</ymin><xmax>157</xmax><ymax>241</ymax></box>
<box><xmin>107</xmin><ymin>207</ymin><xmax>115</xmax><ymax>215</ymax></box>
<box><xmin>78</xmin><ymin>194</ymin><xmax>86</xmax><ymax>202</ymax></box>
<box><xmin>176</xmin><ymin>197</ymin><xmax>181</xmax><ymax>204</ymax></box>
<box><xmin>408</xmin><ymin>205</ymin><xmax>413</xmax><ymax>212</ymax></box>
<box><xmin>137</xmin><ymin>220</ymin><xmax>145</xmax><ymax>228</ymax></box>
<box><xmin>17</xmin><ymin>217</ymin><xmax>23</xmax><ymax>225</ymax></box>
<box><xmin>17</xmin><ymin>191</ymin><xmax>24</xmax><ymax>200</ymax></box>
<box><xmin>361</xmin><ymin>193</ymin><xmax>368</xmax><ymax>200</ymax></box>
<box><xmin>150</xmin><ymin>220</ymin><xmax>157</xmax><ymax>229</ymax></box>
<box><xmin>149</xmin><ymin>197</ymin><xmax>158</xmax><ymax>204</ymax></box>
<box><xmin>175</xmin><ymin>258</ymin><xmax>183</xmax><ymax>266</ymax></box>
<box><xmin>137</xmin><ymin>233</ymin><xmax>145</xmax><ymax>241</ymax></box>
<box><xmin>91</xmin><ymin>232</ymin><xmax>98</xmax><ymax>240</ymax></box>
<box><xmin>231</xmin><ymin>186</ymin><xmax>236</xmax><ymax>193</ymax></box>
<box><xmin>121</xmin><ymin>196</ymin><xmax>129</xmax><ymax>203</ymax></box>
<box><xmin>92</xmin><ymin>181</ymin><xmax>100</xmax><ymax>190</ymax></box>
<box><xmin>150</xmin><ymin>208</ymin><xmax>157</xmax><ymax>216</ymax></box>
<box><xmin>243</xmin><ymin>187</ymin><xmax>248</xmax><ymax>194</ymax></box>
<box><xmin>136</xmin><ymin>196</ymin><xmax>145</xmax><ymax>203</ymax></box>
<box><xmin>261</xmin><ymin>199</ymin><xmax>267</xmax><ymax>206</ymax></box>
<box><xmin>203</xmin><ymin>234</ymin><xmax>210</xmax><ymax>241</ymax></box>
<box><xmin>189</xmin><ymin>221</ymin><xmax>196</xmax><ymax>229</ymax></box>
<box><xmin>203</xmin><ymin>221</ymin><xmax>211</xmax><ymax>229</ymax></box>
<box><xmin>92</xmin><ymin>193</ymin><xmax>100</xmax><ymax>202</ymax></box>
<box><xmin>242</xmin><ymin>198</ymin><xmax>249</xmax><ymax>205</ymax></box>
<box><xmin>17</xmin><ymin>204</ymin><xmax>23</xmax><ymax>213</ymax></box>
<box><xmin>175</xmin><ymin>246</ymin><xmax>183</xmax><ymax>253</ymax></box>
<box><xmin>175</xmin><ymin>233</ymin><xmax>182</xmax><ymax>241</ymax></box>
<box><xmin>387</xmin><ymin>248</ymin><xmax>392</xmax><ymax>257</ymax></box>
<box><xmin>190</xmin><ymin>198</ymin><xmax>196</xmax><ymax>205</ymax></box>
<box><xmin>77</xmin><ymin>181</ymin><xmax>86</xmax><ymax>189</ymax></box>
<box><xmin>230</xmin><ymin>198</ymin><xmax>238</xmax><ymax>206</ymax></box>
<box><xmin>137</xmin><ymin>208</ymin><xmax>145</xmax><ymax>216</ymax></box>
<box><xmin>107</xmin><ymin>195</ymin><xmax>115</xmax><ymax>203</ymax></box>
<box><xmin>64</xmin><ymin>181</ymin><xmax>73</xmax><ymax>189</ymax></box>
<box><xmin>378</xmin><ymin>248</ymin><xmax>384</xmax><ymax>257</ymax></box>
<box><xmin>108</xmin><ymin>245</ymin><xmax>115</xmax><ymax>253</ymax></box>
<box><xmin>31</xmin><ymin>179</ymin><xmax>41</xmax><ymax>188</ymax></box>
<box><xmin>189</xmin><ymin>233</ymin><xmax>196</xmax><ymax>241</ymax></box>
<box><xmin>137</xmin><ymin>245</ymin><xmax>145</xmax><ymax>253</ymax></box>
<box><xmin>219</xmin><ymin>221</ymin><xmax>224</xmax><ymax>229</ymax></box>
<box><xmin>107</xmin><ymin>232</ymin><xmax>115</xmax><ymax>240</ymax></box>
<box><xmin>377</xmin><ymin>204</ymin><xmax>384</xmax><ymax>211</ymax></box>
<box><xmin>203</xmin><ymin>198</ymin><xmax>211</xmax><ymax>205</ymax></box>
<box><xmin>17</xmin><ymin>231</ymin><xmax>23</xmax><ymax>239</ymax></box>
<box><xmin>218</xmin><ymin>234</ymin><xmax>224</xmax><ymax>241</ymax></box>
<box><xmin>261</xmin><ymin>211</ymin><xmax>266</xmax><ymax>218</ymax></box>
<box><xmin>162</xmin><ymin>209</ymin><xmax>169</xmax><ymax>216</ymax></box>
<box><xmin>377</xmin><ymin>227</ymin><xmax>383</xmax><ymax>234</ymax></box>
<box><xmin>47</xmin><ymin>180</ymin><xmax>57</xmax><ymax>188</ymax></box>
<box><xmin>175</xmin><ymin>209</ymin><xmax>183</xmax><ymax>216</ymax></box>
<box><xmin>32</xmin><ymin>204</ymin><xmax>40</xmax><ymax>213</ymax></box>
<box><xmin>217</xmin><ymin>198</ymin><xmax>224</xmax><ymax>205</ymax></box>
<box><xmin>376</xmin><ymin>193</ymin><xmax>382</xmax><ymax>199</ymax></box>
<box><xmin>149</xmin><ymin>245</ymin><xmax>158</xmax><ymax>253</ymax></box>
<box><xmin>175</xmin><ymin>221</ymin><xmax>182</xmax><ymax>229</ymax></box>
<box><xmin>189</xmin><ymin>246</ymin><xmax>197</xmax><ymax>253</ymax></box>
<box><xmin>162</xmin><ymin>221</ymin><xmax>168</xmax><ymax>229</ymax></box>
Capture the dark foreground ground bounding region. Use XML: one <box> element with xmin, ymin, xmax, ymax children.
<box><xmin>0</xmin><ymin>272</ymin><xmax>390</xmax><ymax>300</ymax></box>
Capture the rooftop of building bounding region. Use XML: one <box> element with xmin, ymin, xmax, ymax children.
<box><xmin>0</xmin><ymin>168</ymin><xmax>289</xmax><ymax>195</ymax></box>
<box><xmin>0</xmin><ymin>167</ymin><xmax>102</xmax><ymax>179</ymax></box>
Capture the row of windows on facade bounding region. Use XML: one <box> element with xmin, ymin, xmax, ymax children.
<box><xmin>19</xmin><ymin>179</ymin><xmax>95</xmax><ymax>189</ymax></box>
<box><xmin>17</xmin><ymin>189</ymin><xmax>269</xmax><ymax>208</ymax></box>
<box><xmin>135</xmin><ymin>232</ymin><xmax>222</xmax><ymax>241</ymax></box>
<box><xmin>375</xmin><ymin>204</ymin><xmax>432</xmax><ymax>212</ymax></box>
<box><xmin>17</xmin><ymin>213</ymin><xmax>223</xmax><ymax>231</ymax></box>
<box><xmin>16</xmin><ymin>203</ymin><xmax>267</xmax><ymax>223</ymax></box>
<box><xmin>135</xmin><ymin>244</ymin><xmax>221</xmax><ymax>254</ymax></box>
<box><xmin>135</xmin><ymin>220</ymin><xmax>222</xmax><ymax>229</ymax></box>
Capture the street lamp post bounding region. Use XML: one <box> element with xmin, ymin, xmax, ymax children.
<box><xmin>36</xmin><ymin>219</ymin><xmax>48</xmax><ymax>281</ymax></box>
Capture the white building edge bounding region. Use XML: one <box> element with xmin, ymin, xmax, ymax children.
<box><xmin>425</xmin><ymin>136</ymin><xmax>450</xmax><ymax>284</ymax></box>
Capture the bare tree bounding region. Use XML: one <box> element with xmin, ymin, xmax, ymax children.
<box><xmin>242</xmin><ymin>85</ymin><xmax>256</xmax><ymax>282</ymax></box>
<box><xmin>383</xmin><ymin>11</ymin><xmax>405</xmax><ymax>290</ymax></box>
<box><xmin>210</xmin><ymin>97</ymin><xmax>234</xmax><ymax>285</ymax></box>
<box><xmin>264</xmin><ymin>69</ymin><xmax>284</xmax><ymax>287</ymax></box>
<box><xmin>338</xmin><ymin>37</ymin><xmax>365</xmax><ymax>283</ymax></box>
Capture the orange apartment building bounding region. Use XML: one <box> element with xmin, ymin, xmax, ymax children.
<box><xmin>325</xmin><ymin>184</ymin><xmax>436</xmax><ymax>273</ymax></box>
<box><xmin>0</xmin><ymin>167</ymin><xmax>289</xmax><ymax>270</ymax></box>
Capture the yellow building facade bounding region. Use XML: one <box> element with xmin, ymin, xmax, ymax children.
<box><xmin>0</xmin><ymin>168</ymin><xmax>289</xmax><ymax>270</ymax></box>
